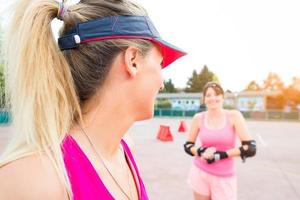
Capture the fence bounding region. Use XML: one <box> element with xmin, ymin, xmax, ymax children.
<box><xmin>0</xmin><ymin>109</ymin><xmax>299</xmax><ymax>124</ymax></box>
<box><xmin>0</xmin><ymin>109</ymin><xmax>10</xmax><ymax>124</ymax></box>
<box><xmin>154</xmin><ymin>109</ymin><xmax>300</xmax><ymax>121</ymax></box>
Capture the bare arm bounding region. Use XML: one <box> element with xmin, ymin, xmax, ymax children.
<box><xmin>184</xmin><ymin>113</ymin><xmax>201</xmax><ymax>156</ymax></box>
<box><xmin>184</xmin><ymin>113</ymin><xmax>215</xmax><ymax>157</ymax></box>
<box><xmin>226</xmin><ymin>110</ymin><xmax>254</xmax><ymax>158</ymax></box>
<box><xmin>187</xmin><ymin>113</ymin><xmax>201</xmax><ymax>142</ymax></box>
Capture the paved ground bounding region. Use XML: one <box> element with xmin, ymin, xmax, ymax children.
<box><xmin>1</xmin><ymin>119</ymin><xmax>300</xmax><ymax>200</ymax></box>
<box><xmin>128</xmin><ymin>118</ymin><xmax>300</xmax><ymax>200</ymax></box>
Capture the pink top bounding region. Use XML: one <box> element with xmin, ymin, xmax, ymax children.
<box><xmin>62</xmin><ymin>135</ymin><xmax>149</xmax><ymax>200</ymax></box>
<box><xmin>194</xmin><ymin>111</ymin><xmax>237</xmax><ymax>177</ymax></box>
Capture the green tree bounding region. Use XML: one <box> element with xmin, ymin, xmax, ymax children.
<box><xmin>160</xmin><ymin>78</ymin><xmax>178</xmax><ymax>93</ymax></box>
<box><xmin>245</xmin><ymin>80</ymin><xmax>261</xmax><ymax>91</ymax></box>
<box><xmin>0</xmin><ymin>28</ymin><xmax>6</xmax><ymax>108</ymax></box>
<box><xmin>185</xmin><ymin>70</ymin><xmax>199</xmax><ymax>92</ymax></box>
<box><xmin>185</xmin><ymin>65</ymin><xmax>215</xmax><ymax>92</ymax></box>
<box><xmin>263</xmin><ymin>73</ymin><xmax>284</xmax><ymax>91</ymax></box>
<box><xmin>212</xmin><ymin>74</ymin><xmax>220</xmax><ymax>83</ymax></box>
<box><xmin>0</xmin><ymin>64</ymin><xmax>5</xmax><ymax>108</ymax></box>
<box><xmin>155</xmin><ymin>99</ymin><xmax>172</xmax><ymax>109</ymax></box>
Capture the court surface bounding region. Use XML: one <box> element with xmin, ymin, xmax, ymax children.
<box><xmin>0</xmin><ymin>118</ymin><xmax>299</xmax><ymax>200</ymax></box>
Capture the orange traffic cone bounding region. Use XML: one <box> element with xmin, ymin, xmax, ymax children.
<box><xmin>178</xmin><ymin>120</ymin><xmax>187</xmax><ymax>133</ymax></box>
<box><xmin>156</xmin><ymin>125</ymin><xmax>173</xmax><ymax>142</ymax></box>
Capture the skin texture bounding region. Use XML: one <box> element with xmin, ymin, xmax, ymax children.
<box><xmin>0</xmin><ymin>45</ymin><xmax>164</xmax><ymax>200</ymax></box>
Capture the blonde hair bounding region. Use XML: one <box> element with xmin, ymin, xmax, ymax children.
<box><xmin>0</xmin><ymin>0</ymin><xmax>153</xmax><ymax>197</ymax></box>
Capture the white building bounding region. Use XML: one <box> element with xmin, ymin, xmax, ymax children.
<box><xmin>156</xmin><ymin>93</ymin><xmax>201</xmax><ymax>110</ymax></box>
<box><xmin>236</xmin><ymin>91</ymin><xmax>279</xmax><ymax>111</ymax></box>
<box><xmin>156</xmin><ymin>92</ymin><xmax>236</xmax><ymax>110</ymax></box>
<box><xmin>156</xmin><ymin>91</ymin><xmax>279</xmax><ymax>111</ymax></box>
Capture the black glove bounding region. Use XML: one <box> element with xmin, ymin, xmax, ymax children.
<box><xmin>206</xmin><ymin>151</ymin><xmax>228</xmax><ymax>164</ymax></box>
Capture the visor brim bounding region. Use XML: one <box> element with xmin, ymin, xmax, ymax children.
<box><xmin>153</xmin><ymin>38</ymin><xmax>187</xmax><ymax>68</ymax></box>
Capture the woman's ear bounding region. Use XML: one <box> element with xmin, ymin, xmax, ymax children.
<box><xmin>124</xmin><ymin>46</ymin><xmax>141</xmax><ymax>78</ymax></box>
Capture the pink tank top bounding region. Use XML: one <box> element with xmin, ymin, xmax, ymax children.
<box><xmin>62</xmin><ymin>135</ymin><xmax>149</xmax><ymax>200</ymax></box>
<box><xmin>194</xmin><ymin>111</ymin><xmax>237</xmax><ymax>177</ymax></box>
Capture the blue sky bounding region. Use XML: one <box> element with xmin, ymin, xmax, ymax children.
<box><xmin>138</xmin><ymin>0</ymin><xmax>300</xmax><ymax>91</ymax></box>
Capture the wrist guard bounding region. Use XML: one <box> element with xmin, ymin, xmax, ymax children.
<box><xmin>239</xmin><ymin>140</ymin><xmax>256</xmax><ymax>162</ymax></box>
<box><xmin>197</xmin><ymin>147</ymin><xmax>208</xmax><ymax>157</ymax></box>
<box><xmin>207</xmin><ymin>151</ymin><xmax>228</xmax><ymax>164</ymax></box>
<box><xmin>184</xmin><ymin>141</ymin><xmax>195</xmax><ymax>156</ymax></box>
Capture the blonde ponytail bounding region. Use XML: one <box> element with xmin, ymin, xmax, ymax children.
<box><xmin>0</xmin><ymin>0</ymin><xmax>81</xmax><ymax>196</ymax></box>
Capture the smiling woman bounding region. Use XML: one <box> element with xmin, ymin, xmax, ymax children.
<box><xmin>183</xmin><ymin>82</ymin><xmax>256</xmax><ymax>200</ymax></box>
<box><xmin>0</xmin><ymin>0</ymin><xmax>185</xmax><ymax>199</ymax></box>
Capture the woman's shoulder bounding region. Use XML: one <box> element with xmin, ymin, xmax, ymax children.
<box><xmin>191</xmin><ymin>112</ymin><xmax>205</xmax><ymax>127</ymax></box>
<box><xmin>193</xmin><ymin>112</ymin><xmax>205</xmax><ymax>120</ymax></box>
<box><xmin>226</xmin><ymin>109</ymin><xmax>244</xmax><ymax>123</ymax></box>
<box><xmin>226</xmin><ymin>109</ymin><xmax>243</xmax><ymax>118</ymax></box>
<box><xmin>122</xmin><ymin>133</ymin><xmax>135</xmax><ymax>153</ymax></box>
<box><xmin>0</xmin><ymin>154</ymin><xmax>67</xmax><ymax>200</ymax></box>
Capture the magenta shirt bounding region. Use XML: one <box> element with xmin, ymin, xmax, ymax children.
<box><xmin>194</xmin><ymin>112</ymin><xmax>237</xmax><ymax>177</ymax></box>
<box><xmin>62</xmin><ymin>135</ymin><xmax>149</xmax><ymax>200</ymax></box>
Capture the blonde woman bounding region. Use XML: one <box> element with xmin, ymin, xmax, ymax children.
<box><xmin>0</xmin><ymin>0</ymin><xmax>186</xmax><ymax>199</ymax></box>
<box><xmin>183</xmin><ymin>82</ymin><xmax>256</xmax><ymax>200</ymax></box>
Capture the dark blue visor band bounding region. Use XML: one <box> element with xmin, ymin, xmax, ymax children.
<box><xmin>58</xmin><ymin>15</ymin><xmax>186</xmax><ymax>67</ymax></box>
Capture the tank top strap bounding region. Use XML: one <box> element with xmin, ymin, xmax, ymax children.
<box><xmin>120</xmin><ymin>139</ymin><xmax>148</xmax><ymax>200</ymax></box>
<box><xmin>120</xmin><ymin>139</ymin><xmax>139</xmax><ymax>178</ymax></box>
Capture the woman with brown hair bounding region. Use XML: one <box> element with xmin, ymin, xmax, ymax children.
<box><xmin>184</xmin><ymin>82</ymin><xmax>256</xmax><ymax>200</ymax></box>
<box><xmin>0</xmin><ymin>0</ymin><xmax>186</xmax><ymax>199</ymax></box>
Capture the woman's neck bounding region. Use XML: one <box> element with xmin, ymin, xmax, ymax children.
<box><xmin>70</xmin><ymin>88</ymin><xmax>135</xmax><ymax>159</ymax></box>
<box><xmin>207</xmin><ymin>108</ymin><xmax>224</xmax><ymax>117</ymax></box>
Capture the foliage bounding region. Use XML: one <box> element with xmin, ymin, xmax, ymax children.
<box><xmin>160</xmin><ymin>79</ymin><xmax>178</xmax><ymax>93</ymax></box>
<box><xmin>185</xmin><ymin>65</ymin><xmax>215</xmax><ymax>92</ymax></box>
<box><xmin>155</xmin><ymin>99</ymin><xmax>172</xmax><ymax>109</ymax></box>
